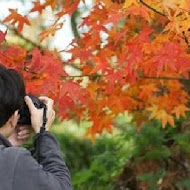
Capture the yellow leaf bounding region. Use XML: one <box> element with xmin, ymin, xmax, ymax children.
<box><xmin>162</xmin><ymin>0</ymin><xmax>178</xmax><ymax>11</ymax></box>
<box><xmin>172</xmin><ymin>105</ymin><xmax>190</xmax><ymax>119</ymax></box>
<box><xmin>146</xmin><ymin>104</ymin><xmax>158</xmax><ymax>119</ymax></box>
<box><xmin>123</xmin><ymin>0</ymin><xmax>139</xmax><ymax>9</ymax></box>
<box><xmin>147</xmin><ymin>105</ymin><xmax>175</xmax><ymax>128</ymax></box>
<box><xmin>157</xmin><ymin>110</ymin><xmax>174</xmax><ymax>128</ymax></box>
<box><xmin>164</xmin><ymin>114</ymin><xmax>174</xmax><ymax>128</ymax></box>
<box><xmin>162</xmin><ymin>0</ymin><xmax>188</xmax><ymax>12</ymax></box>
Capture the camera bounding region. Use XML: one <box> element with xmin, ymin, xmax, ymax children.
<box><xmin>18</xmin><ymin>94</ymin><xmax>46</xmax><ymax>125</ymax></box>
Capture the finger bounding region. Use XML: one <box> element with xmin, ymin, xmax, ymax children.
<box><xmin>48</xmin><ymin>99</ymin><xmax>54</xmax><ymax>107</ymax></box>
<box><xmin>24</xmin><ymin>96</ymin><xmax>37</xmax><ymax>114</ymax></box>
<box><xmin>52</xmin><ymin>110</ymin><xmax>56</xmax><ymax>119</ymax></box>
<box><xmin>18</xmin><ymin>130</ymin><xmax>30</xmax><ymax>136</ymax></box>
<box><xmin>39</xmin><ymin>97</ymin><xmax>54</xmax><ymax>107</ymax></box>
<box><xmin>19</xmin><ymin>126</ymin><xmax>32</xmax><ymax>130</ymax></box>
<box><xmin>19</xmin><ymin>127</ymin><xmax>34</xmax><ymax>134</ymax></box>
<box><xmin>18</xmin><ymin>130</ymin><xmax>31</xmax><ymax>136</ymax></box>
<box><xmin>18</xmin><ymin>134</ymin><xmax>30</xmax><ymax>140</ymax></box>
<box><xmin>38</xmin><ymin>96</ymin><xmax>50</xmax><ymax>104</ymax></box>
<box><xmin>18</xmin><ymin>133</ymin><xmax>30</xmax><ymax>138</ymax></box>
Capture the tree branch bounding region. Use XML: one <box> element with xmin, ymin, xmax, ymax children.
<box><xmin>0</xmin><ymin>21</ymin><xmax>83</xmax><ymax>71</ymax></box>
<box><xmin>182</xmin><ymin>31</ymin><xmax>190</xmax><ymax>48</ymax></box>
<box><xmin>62</xmin><ymin>74</ymin><xmax>190</xmax><ymax>83</ymax></box>
<box><xmin>0</xmin><ymin>21</ymin><xmax>44</xmax><ymax>49</ymax></box>
<box><xmin>139</xmin><ymin>0</ymin><xmax>167</xmax><ymax>18</ymax></box>
<box><xmin>140</xmin><ymin>75</ymin><xmax>190</xmax><ymax>82</ymax></box>
<box><xmin>2</xmin><ymin>23</ymin><xmax>190</xmax><ymax>83</ymax></box>
<box><xmin>71</xmin><ymin>10</ymin><xmax>80</xmax><ymax>39</ymax></box>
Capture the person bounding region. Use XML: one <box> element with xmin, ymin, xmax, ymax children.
<box><xmin>0</xmin><ymin>65</ymin><xmax>72</xmax><ymax>190</ymax></box>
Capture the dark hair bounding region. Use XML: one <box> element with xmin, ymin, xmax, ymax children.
<box><xmin>0</xmin><ymin>65</ymin><xmax>25</xmax><ymax>127</ymax></box>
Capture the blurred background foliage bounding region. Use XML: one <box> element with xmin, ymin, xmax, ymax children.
<box><xmin>38</xmin><ymin>112</ymin><xmax>190</xmax><ymax>190</ymax></box>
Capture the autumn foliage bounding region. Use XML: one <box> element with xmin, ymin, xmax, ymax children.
<box><xmin>1</xmin><ymin>0</ymin><xmax>190</xmax><ymax>139</ymax></box>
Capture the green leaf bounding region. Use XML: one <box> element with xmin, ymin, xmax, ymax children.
<box><xmin>144</xmin><ymin>146</ymin><xmax>171</xmax><ymax>159</ymax></box>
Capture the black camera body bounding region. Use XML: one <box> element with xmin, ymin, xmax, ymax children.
<box><xmin>18</xmin><ymin>94</ymin><xmax>46</xmax><ymax>125</ymax></box>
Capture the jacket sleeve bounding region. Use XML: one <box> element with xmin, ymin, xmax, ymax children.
<box><xmin>13</xmin><ymin>132</ymin><xmax>73</xmax><ymax>190</ymax></box>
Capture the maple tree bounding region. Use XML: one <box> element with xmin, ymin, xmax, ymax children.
<box><xmin>1</xmin><ymin>0</ymin><xmax>190</xmax><ymax>188</ymax></box>
<box><xmin>1</xmin><ymin>0</ymin><xmax>190</xmax><ymax>139</ymax></box>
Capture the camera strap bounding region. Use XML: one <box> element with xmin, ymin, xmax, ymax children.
<box><xmin>40</xmin><ymin>104</ymin><xmax>47</xmax><ymax>134</ymax></box>
<box><xmin>35</xmin><ymin>105</ymin><xmax>48</xmax><ymax>162</ymax></box>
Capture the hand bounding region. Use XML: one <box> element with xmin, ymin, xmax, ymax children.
<box><xmin>24</xmin><ymin>96</ymin><xmax>56</xmax><ymax>133</ymax></box>
<box><xmin>8</xmin><ymin>125</ymin><xmax>32</xmax><ymax>147</ymax></box>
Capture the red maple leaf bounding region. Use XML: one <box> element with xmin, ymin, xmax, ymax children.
<box><xmin>57</xmin><ymin>95</ymin><xmax>76</xmax><ymax>119</ymax></box>
<box><xmin>0</xmin><ymin>30</ymin><xmax>7</xmax><ymax>43</ymax></box>
<box><xmin>104</xmin><ymin>11</ymin><xmax>125</xmax><ymax>26</ymax></box>
<box><xmin>3</xmin><ymin>9</ymin><xmax>30</xmax><ymax>33</ymax></box>
<box><xmin>56</xmin><ymin>0</ymin><xmax>80</xmax><ymax>17</ymax></box>
<box><xmin>31</xmin><ymin>0</ymin><xmax>57</xmax><ymax>13</ymax></box>
<box><xmin>30</xmin><ymin>1</ymin><xmax>45</xmax><ymax>14</ymax></box>
<box><xmin>60</xmin><ymin>81</ymin><xmax>89</xmax><ymax>104</ymax></box>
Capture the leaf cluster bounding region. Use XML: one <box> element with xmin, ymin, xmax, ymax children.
<box><xmin>1</xmin><ymin>0</ymin><xmax>190</xmax><ymax>137</ymax></box>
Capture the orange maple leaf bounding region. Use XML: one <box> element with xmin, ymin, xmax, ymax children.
<box><xmin>3</xmin><ymin>9</ymin><xmax>30</xmax><ymax>33</ymax></box>
<box><xmin>44</xmin><ymin>0</ymin><xmax>57</xmax><ymax>9</ymax></box>
<box><xmin>139</xmin><ymin>83</ymin><xmax>158</xmax><ymax>99</ymax></box>
<box><xmin>147</xmin><ymin>105</ymin><xmax>175</xmax><ymax>128</ymax></box>
<box><xmin>56</xmin><ymin>0</ymin><xmax>80</xmax><ymax>17</ymax></box>
<box><xmin>172</xmin><ymin>105</ymin><xmax>190</xmax><ymax>119</ymax></box>
<box><xmin>60</xmin><ymin>81</ymin><xmax>89</xmax><ymax>104</ymax></box>
<box><xmin>30</xmin><ymin>1</ymin><xmax>45</xmax><ymax>14</ymax></box>
<box><xmin>126</xmin><ymin>6</ymin><xmax>150</xmax><ymax>22</ymax></box>
<box><xmin>39</xmin><ymin>23</ymin><xmax>63</xmax><ymax>41</ymax></box>
<box><xmin>86</xmin><ymin>115</ymin><xmax>113</xmax><ymax>142</ymax></box>
<box><xmin>31</xmin><ymin>0</ymin><xmax>57</xmax><ymax>13</ymax></box>
<box><xmin>123</xmin><ymin>0</ymin><xmax>139</xmax><ymax>9</ymax></box>
<box><xmin>104</xmin><ymin>11</ymin><xmax>125</xmax><ymax>26</ymax></box>
<box><xmin>159</xmin><ymin>110</ymin><xmax>174</xmax><ymax>128</ymax></box>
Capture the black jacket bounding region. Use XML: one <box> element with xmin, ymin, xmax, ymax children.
<box><xmin>0</xmin><ymin>132</ymin><xmax>72</xmax><ymax>190</ymax></box>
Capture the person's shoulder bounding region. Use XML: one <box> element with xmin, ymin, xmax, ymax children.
<box><xmin>0</xmin><ymin>146</ymin><xmax>31</xmax><ymax>173</ymax></box>
<box><xmin>11</xmin><ymin>147</ymin><xmax>32</xmax><ymax>158</ymax></box>
<box><xmin>0</xmin><ymin>146</ymin><xmax>31</xmax><ymax>159</ymax></box>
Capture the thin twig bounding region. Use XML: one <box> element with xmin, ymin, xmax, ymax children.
<box><xmin>140</xmin><ymin>75</ymin><xmax>190</xmax><ymax>82</ymax></box>
<box><xmin>182</xmin><ymin>31</ymin><xmax>189</xmax><ymax>47</ymax></box>
<box><xmin>61</xmin><ymin>74</ymin><xmax>105</xmax><ymax>78</ymax></box>
<box><xmin>63</xmin><ymin>74</ymin><xmax>190</xmax><ymax>82</ymax></box>
<box><xmin>139</xmin><ymin>0</ymin><xmax>167</xmax><ymax>18</ymax></box>
<box><xmin>0</xmin><ymin>21</ymin><xmax>44</xmax><ymax>49</ymax></box>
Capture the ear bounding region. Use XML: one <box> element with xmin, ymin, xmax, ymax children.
<box><xmin>9</xmin><ymin>110</ymin><xmax>19</xmax><ymax>129</ymax></box>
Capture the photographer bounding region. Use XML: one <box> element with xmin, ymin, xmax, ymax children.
<box><xmin>0</xmin><ymin>65</ymin><xmax>72</xmax><ymax>190</ymax></box>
